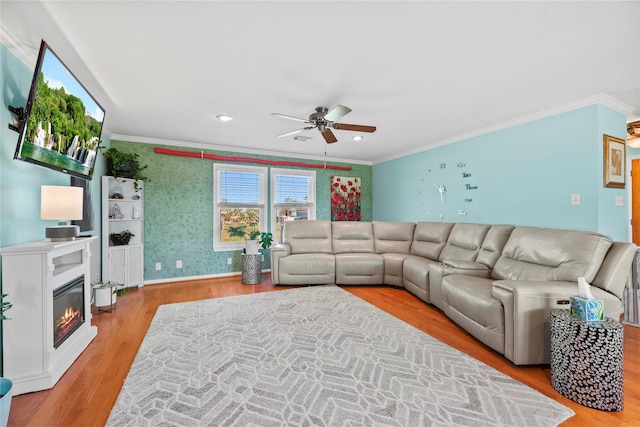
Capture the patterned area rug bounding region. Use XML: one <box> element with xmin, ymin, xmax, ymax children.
<box><xmin>107</xmin><ymin>286</ymin><xmax>573</xmax><ymax>426</ymax></box>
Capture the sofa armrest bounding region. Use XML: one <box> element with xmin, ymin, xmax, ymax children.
<box><xmin>492</xmin><ymin>280</ymin><xmax>622</xmax><ymax>365</ymax></box>
<box><xmin>270</xmin><ymin>244</ymin><xmax>291</xmax><ymax>285</ymax></box>
<box><xmin>428</xmin><ymin>261</ymin><xmax>490</xmax><ymax>310</ymax></box>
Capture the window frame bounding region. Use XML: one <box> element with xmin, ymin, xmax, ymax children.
<box><xmin>213</xmin><ymin>163</ymin><xmax>268</xmax><ymax>252</ymax></box>
<box><xmin>270</xmin><ymin>168</ymin><xmax>316</xmax><ymax>242</ymax></box>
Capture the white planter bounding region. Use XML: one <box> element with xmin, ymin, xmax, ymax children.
<box><xmin>0</xmin><ymin>377</ymin><xmax>12</xmax><ymax>427</ymax></box>
<box><xmin>95</xmin><ymin>287</ymin><xmax>117</xmax><ymax>308</ymax></box>
<box><xmin>245</xmin><ymin>239</ymin><xmax>260</xmax><ymax>255</ymax></box>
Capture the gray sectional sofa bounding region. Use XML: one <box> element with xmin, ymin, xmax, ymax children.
<box><xmin>270</xmin><ymin>220</ymin><xmax>636</xmax><ymax>365</ymax></box>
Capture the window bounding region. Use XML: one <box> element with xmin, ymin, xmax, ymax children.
<box><xmin>213</xmin><ymin>164</ymin><xmax>267</xmax><ymax>251</ymax></box>
<box><xmin>271</xmin><ymin>168</ymin><xmax>316</xmax><ymax>242</ymax></box>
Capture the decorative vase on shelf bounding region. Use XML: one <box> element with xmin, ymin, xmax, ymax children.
<box><xmin>0</xmin><ymin>377</ymin><xmax>13</xmax><ymax>427</ymax></box>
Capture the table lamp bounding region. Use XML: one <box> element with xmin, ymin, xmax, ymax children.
<box><xmin>41</xmin><ymin>185</ymin><xmax>83</xmax><ymax>241</ymax></box>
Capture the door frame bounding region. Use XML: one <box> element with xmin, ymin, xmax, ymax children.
<box><xmin>627</xmin><ymin>153</ymin><xmax>640</xmax><ymax>242</ymax></box>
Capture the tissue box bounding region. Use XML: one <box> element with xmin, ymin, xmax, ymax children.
<box><xmin>570</xmin><ymin>295</ymin><xmax>604</xmax><ymax>322</ymax></box>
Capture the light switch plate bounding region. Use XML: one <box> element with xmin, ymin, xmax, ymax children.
<box><xmin>570</xmin><ymin>193</ymin><xmax>581</xmax><ymax>206</ymax></box>
<box><xmin>615</xmin><ymin>196</ymin><xmax>624</xmax><ymax>206</ymax></box>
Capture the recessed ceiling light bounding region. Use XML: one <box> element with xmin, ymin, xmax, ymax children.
<box><xmin>294</xmin><ymin>135</ymin><xmax>312</xmax><ymax>141</ymax></box>
<box><xmin>216</xmin><ymin>115</ymin><xmax>234</xmax><ymax>122</ymax></box>
<box><xmin>351</xmin><ymin>135</ymin><xmax>364</xmax><ymax>141</ymax></box>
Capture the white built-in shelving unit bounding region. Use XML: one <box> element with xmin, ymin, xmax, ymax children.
<box><xmin>101</xmin><ymin>176</ymin><xmax>144</xmax><ymax>288</ymax></box>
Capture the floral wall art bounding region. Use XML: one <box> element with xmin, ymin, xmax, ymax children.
<box><xmin>331</xmin><ymin>176</ymin><xmax>361</xmax><ymax>221</ymax></box>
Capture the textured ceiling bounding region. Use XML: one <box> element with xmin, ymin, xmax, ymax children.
<box><xmin>2</xmin><ymin>1</ymin><xmax>639</xmax><ymax>164</ymax></box>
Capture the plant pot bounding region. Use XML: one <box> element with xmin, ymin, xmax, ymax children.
<box><xmin>110</xmin><ymin>233</ymin><xmax>132</xmax><ymax>246</ymax></box>
<box><xmin>245</xmin><ymin>239</ymin><xmax>260</xmax><ymax>255</ymax></box>
<box><xmin>0</xmin><ymin>377</ymin><xmax>12</xmax><ymax>427</ymax></box>
<box><xmin>95</xmin><ymin>287</ymin><xmax>117</xmax><ymax>308</ymax></box>
<box><xmin>107</xmin><ymin>159</ymin><xmax>136</xmax><ymax>178</ymax></box>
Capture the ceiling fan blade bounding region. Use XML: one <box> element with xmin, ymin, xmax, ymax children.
<box><xmin>321</xmin><ymin>129</ymin><xmax>338</xmax><ymax>144</ymax></box>
<box><xmin>271</xmin><ymin>113</ymin><xmax>309</xmax><ymax>123</ymax></box>
<box><xmin>324</xmin><ymin>105</ymin><xmax>352</xmax><ymax>122</ymax></box>
<box><xmin>278</xmin><ymin>127</ymin><xmax>312</xmax><ymax>138</ymax></box>
<box><xmin>333</xmin><ymin>123</ymin><xmax>377</xmax><ymax>133</ymax></box>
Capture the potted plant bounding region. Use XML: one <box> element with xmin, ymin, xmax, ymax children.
<box><xmin>110</xmin><ymin>229</ymin><xmax>134</xmax><ymax>246</ymax></box>
<box><xmin>250</xmin><ymin>230</ymin><xmax>273</xmax><ymax>250</ymax></box>
<box><xmin>1</xmin><ymin>294</ymin><xmax>13</xmax><ymax>427</ymax></box>
<box><xmin>228</xmin><ymin>225</ymin><xmax>273</xmax><ymax>254</ymax></box>
<box><xmin>100</xmin><ymin>146</ymin><xmax>149</xmax><ymax>191</ymax></box>
<box><xmin>94</xmin><ymin>281</ymin><xmax>127</xmax><ymax>309</ymax></box>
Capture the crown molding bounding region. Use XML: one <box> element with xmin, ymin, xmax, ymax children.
<box><xmin>0</xmin><ymin>22</ymin><xmax>38</xmax><ymax>67</ymax></box>
<box><xmin>374</xmin><ymin>94</ymin><xmax>635</xmax><ymax>165</ymax></box>
<box><xmin>109</xmin><ymin>134</ymin><xmax>373</xmax><ymax>166</ymax></box>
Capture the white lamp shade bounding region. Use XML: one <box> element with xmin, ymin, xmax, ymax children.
<box><xmin>41</xmin><ymin>185</ymin><xmax>84</xmax><ymax>221</ymax></box>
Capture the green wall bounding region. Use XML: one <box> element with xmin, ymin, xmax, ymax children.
<box><xmin>373</xmin><ymin>104</ymin><xmax>629</xmax><ymax>241</ymax></box>
<box><xmin>109</xmin><ymin>140</ymin><xmax>373</xmax><ymax>282</ymax></box>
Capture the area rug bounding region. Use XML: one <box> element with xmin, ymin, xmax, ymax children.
<box><xmin>107</xmin><ymin>286</ymin><xmax>574</xmax><ymax>426</ymax></box>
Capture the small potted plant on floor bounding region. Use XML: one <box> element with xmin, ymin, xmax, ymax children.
<box><xmin>1</xmin><ymin>294</ymin><xmax>13</xmax><ymax>427</ymax></box>
<box><xmin>94</xmin><ymin>281</ymin><xmax>127</xmax><ymax>309</ymax></box>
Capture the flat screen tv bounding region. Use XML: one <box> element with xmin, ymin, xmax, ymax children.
<box><xmin>13</xmin><ymin>40</ymin><xmax>105</xmax><ymax>180</ymax></box>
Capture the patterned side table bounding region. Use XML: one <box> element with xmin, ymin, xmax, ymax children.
<box><xmin>550</xmin><ymin>308</ymin><xmax>624</xmax><ymax>411</ymax></box>
<box><xmin>241</xmin><ymin>253</ymin><xmax>262</xmax><ymax>285</ymax></box>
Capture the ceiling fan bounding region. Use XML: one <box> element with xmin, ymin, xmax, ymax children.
<box><xmin>271</xmin><ymin>105</ymin><xmax>376</xmax><ymax>144</ymax></box>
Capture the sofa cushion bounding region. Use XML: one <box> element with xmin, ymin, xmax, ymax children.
<box><xmin>438</xmin><ymin>223</ymin><xmax>491</xmax><ymax>262</ymax></box>
<box><xmin>402</xmin><ymin>255</ymin><xmax>440</xmax><ymax>303</ymax></box>
<box><xmin>332</xmin><ymin>221</ymin><xmax>374</xmax><ymax>253</ymax></box>
<box><xmin>591</xmin><ymin>242</ymin><xmax>637</xmax><ymax>299</ymax></box>
<box><xmin>441</xmin><ymin>275</ymin><xmax>504</xmax><ymax>354</ymax></box>
<box><xmin>381</xmin><ymin>252</ymin><xmax>411</xmax><ymax>287</ymax></box>
<box><xmin>283</xmin><ymin>220</ymin><xmax>333</xmax><ymax>254</ymax></box>
<box><xmin>492</xmin><ymin>227</ymin><xmax>613</xmax><ymax>283</ymax></box>
<box><xmin>476</xmin><ymin>225</ymin><xmax>515</xmax><ymax>268</ymax></box>
<box><xmin>335</xmin><ymin>253</ymin><xmax>384</xmax><ymax>285</ymax></box>
<box><xmin>410</xmin><ymin>222</ymin><xmax>454</xmax><ymax>260</ymax></box>
<box><xmin>278</xmin><ymin>253</ymin><xmax>335</xmax><ymax>285</ymax></box>
<box><xmin>373</xmin><ymin>221</ymin><xmax>416</xmax><ymax>254</ymax></box>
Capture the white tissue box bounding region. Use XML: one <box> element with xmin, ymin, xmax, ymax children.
<box><xmin>570</xmin><ymin>295</ymin><xmax>604</xmax><ymax>322</ymax></box>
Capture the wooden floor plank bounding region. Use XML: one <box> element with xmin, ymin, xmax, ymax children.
<box><xmin>7</xmin><ymin>276</ymin><xmax>640</xmax><ymax>426</ymax></box>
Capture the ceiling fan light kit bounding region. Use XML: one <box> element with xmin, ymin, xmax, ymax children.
<box><xmin>272</xmin><ymin>105</ymin><xmax>376</xmax><ymax>144</ymax></box>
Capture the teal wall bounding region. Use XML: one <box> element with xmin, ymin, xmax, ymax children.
<box><xmin>373</xmin><ymin>105</ymin><xmax>629</xmax><ymax>241</ymax></box>
<box><xmin>1</xmin><ymin>43</ymin><xmax>108</xmax><ymax>249</ymax></box>
<box><xmin>109</xmin><ymin>140</ymin><xmax>373</xmax><ymax>281</ymax></box>
<box><xmin>1</xmin><ymin>42</ymin><xmax>107</xmax><ymax>375</ymax></box>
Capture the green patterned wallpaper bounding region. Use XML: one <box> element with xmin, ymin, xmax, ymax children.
<box><xmin>110</xmin><ymin>141</ymin><xmax>372</xmax><ymax>281</ymax></box>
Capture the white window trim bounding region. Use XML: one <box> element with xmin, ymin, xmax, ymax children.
<box><xmin>270</xmin><ymin>168</ymin><xmax>316</xmax><ymax>240</ymax></box>
<box><xmin>213</xmin><ymin>163</ymin><xmax>267</xmax><ymax>252</ymax></box>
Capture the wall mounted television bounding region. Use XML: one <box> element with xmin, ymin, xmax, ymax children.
<box><xmin>12</xmin><ymin>40</ymin><xmax>105</xmax><ymax>180</ymax></box>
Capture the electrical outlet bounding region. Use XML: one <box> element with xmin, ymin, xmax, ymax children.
<box><xmin>227</xmin><ymin>257</ymin><xmax>232</xmax><ymax>265</ymax></box>
<box><xmin>155</xmin><ymin>262</ymin><xmax>162</xmax><ymax>270</ymax></box>
<box><xmin>176</xmin><ymin>260</ymin><xmax>182</xmax><ymax>268</ymax></box>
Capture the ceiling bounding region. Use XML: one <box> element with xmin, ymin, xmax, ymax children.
<box><xmin>2</xmin><ymin>1</ymin><xmax>639</xmax><ymax>164</ymax></box>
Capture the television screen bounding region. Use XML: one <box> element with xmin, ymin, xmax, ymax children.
<box><xmin>13</xmin><ymin>40</ymin><xmax>105</xmax><ymax>180</ymax></box>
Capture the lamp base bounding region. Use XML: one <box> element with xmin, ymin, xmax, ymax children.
<box><xmin>46</xmin><ymin>225</ymin><xmax>80</xmax><ymax>242</ymax></box>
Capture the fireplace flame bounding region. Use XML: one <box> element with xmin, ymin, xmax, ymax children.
<box><xmin>56</xmin><ymin>306</ymin><xmax>81</xmax><ymax>329</ymax></box>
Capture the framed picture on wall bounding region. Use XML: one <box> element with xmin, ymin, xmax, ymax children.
<box><xmin>604</xmin><ymin>134</ymin><xmax>626</xmax><ymax>189</ymax></box>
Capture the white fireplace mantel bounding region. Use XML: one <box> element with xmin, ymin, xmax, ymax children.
<box><xmin>1</xmin><ymin>237</ymin><xmax>98</xmax><ymax>395</ymax></box>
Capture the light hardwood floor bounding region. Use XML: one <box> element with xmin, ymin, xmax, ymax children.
<box><xmin>7</xmin><ymin>275</ymin><xmax>640</xmax><ymax>426</ymax></box>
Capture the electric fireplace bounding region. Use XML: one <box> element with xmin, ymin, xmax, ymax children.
<box><xmin>53</xmin><ymin>275</ymin><xmax>85</xmax><ymax>349</ymax></box>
